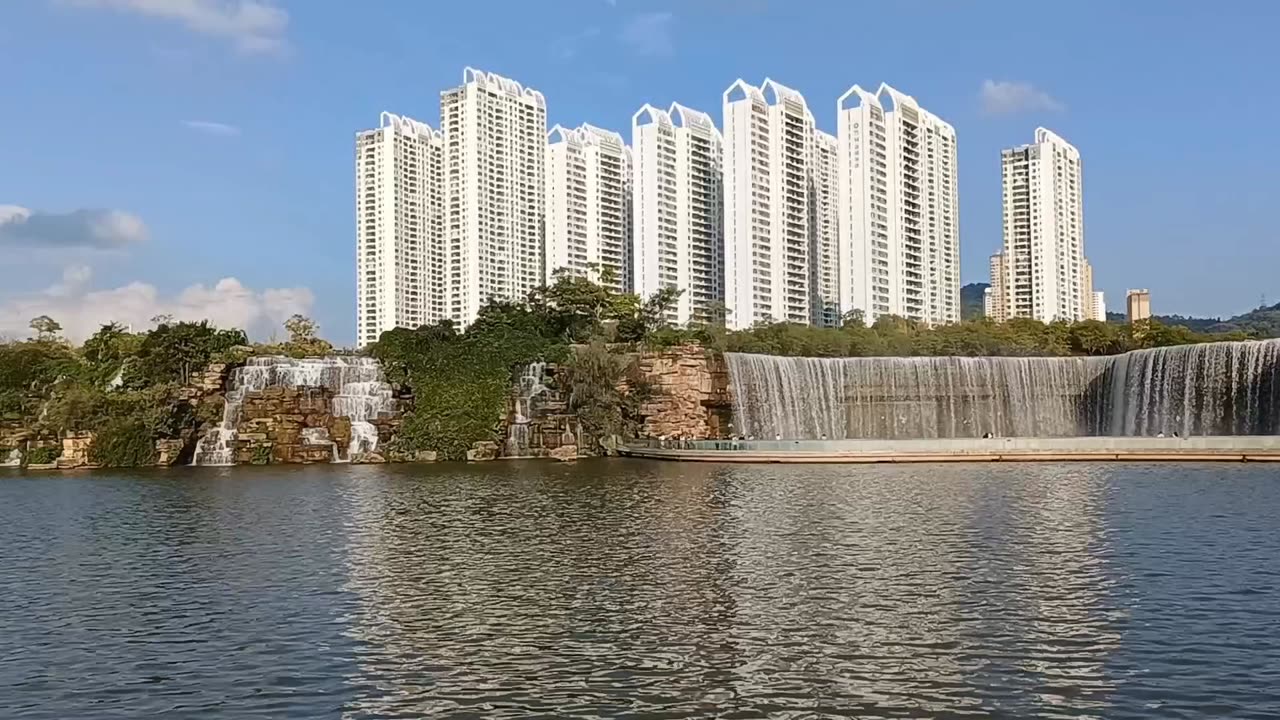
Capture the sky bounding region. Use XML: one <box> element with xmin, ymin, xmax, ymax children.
<box><xmin>2</xmin><ymin>0</ymin><xmax>1278</xmax><ymax>344</ymax></box>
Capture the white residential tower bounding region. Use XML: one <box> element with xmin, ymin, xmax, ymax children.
<box><xmin>723</xmin><ymin>78</ymin><xmax>815</xmax><ymax>329</ymax></box>
<box><xmin>354</xmin><ymin>112</ymin><xmax>445</xmax><ymax>348</ymax></box>
<box><xmin>631</xmin><ymin>102</ymin><xmax>724</xmax><ymax>325</ymax></box>
<box><xmin>441</xmin><ymin>68</ymin><xmax>547</xmax><ymax>326</ymax></box>
<box><xmin>544</xmin><ymin>123</ymin><xmax>632</xmax><ymax>292</ymax></box>
<box><xmin>988</xmin><ymin>127</ymin><xmax>1087</xmax><ymax>322</ymax></box>
<box><xmin>810</xmin><ymin>129</ymin><xmax>840</xmax><ymax>327</ymax></box>
<box><xmin>836</xmin><ymin>83</ymin><xmax>959</xmax><ymax>326</ymax></box>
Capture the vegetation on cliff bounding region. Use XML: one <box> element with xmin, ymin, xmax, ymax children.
<box><xmin>0</xmin><ymin>315</ymin><xmax>334</xmax><ymax>466</ymax></box>
<box><xmin>723</xmin><ymin>313</ymin><xmax>1251</xmax><ymax>359</ymax></box>
<box><xmin>1</xmin><ymin>272</ymin><xmax>1265</xmax><ymax>465</ymax></box>
<box><xmin>368</xmin><ymin>271</ymin><xmax>679</xmax><ymax>460</ymax></box>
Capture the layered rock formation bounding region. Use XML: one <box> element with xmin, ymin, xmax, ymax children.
<box><xmin>632</xmin><ymin>346</ymin><xmax>731</xmax><ymax>440</ymax></box>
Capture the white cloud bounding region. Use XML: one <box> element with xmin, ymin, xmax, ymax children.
<box><xmin>980</xmin><ymin>79</ymin><xmax>1064</xmax><ymax>115</ymax></box>
<box><xmin>60</xmin><ymin>0</ymin><xmax>289</xmax><ymax>54</ymax></box>
<box><xmin>0</xmin><ymin>266</ymin><xmax>314</xmax><ymax>342</ymax></box>
<box><xmin>619</xmin><ymin>11</ymin><xmax>674</xmax><ymax>57</ymax></box>
<box><xmin>0</xmin><ymin>206</ymin><xmax>148</xmax><ymax>249</ymax></box>
<box><xmin>183</xmin><ymin>120</ymin><xmax>241</xmax><ymax>136</ymax></box>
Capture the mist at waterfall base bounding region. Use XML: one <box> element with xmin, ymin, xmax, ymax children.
<box><xmin>727</xmin><ymin>339</ymin><xmax>1280</xmax><ymax>440</ymax></box>
<box><xmin>193</xmin><ymin>357</ymin><xmax>396</xmax><ymax>466</ymax></box>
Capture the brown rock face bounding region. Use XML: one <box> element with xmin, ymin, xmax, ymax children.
<box><xmin>467</xmin><ymin>441</ymin><xmax>500</xmax><ymax>462</ymax></box>
<box><xmin>549</xmin><ymin>444</ymin><xmax>578</xmax><ymax>462</ymax></box>
<box><xmin>632</xmin><ymin>346</ymin><xmax>731</xmax><ymax>441</ymax></box>
<box><xmin>154</xmin><ymin>439</ymin><xmax>186</xmax><ymax>466</ymax></box>
<box><xmin>57</xmin><ymin>432</ymin><xmax>95</xmax><ymax>469</ymax></box>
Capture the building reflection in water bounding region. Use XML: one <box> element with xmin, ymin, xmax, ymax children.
<box><xmin>336</xmin><ymin>460</ymin><xmax>1132</xmax><ymax>718</ymax></box>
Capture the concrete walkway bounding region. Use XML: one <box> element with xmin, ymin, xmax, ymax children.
<box><xmin>622</xmin><ymin>436</ymin><xmax>1280</xmax><ymax>463</ymax></box>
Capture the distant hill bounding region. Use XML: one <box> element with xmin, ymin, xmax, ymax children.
<box><xmin>964</xmin><ymin>284</ymin><xmax>1279</xmax><ymax>337</ymax></box>
<box><xmin>960</xmin><ymin>283</ymin><xmax>988</xmax><ymax>320</ymax></box>
<box><xmin>1107</xmin><ymin>303</ymin><xmax>1280</xmax><ymax>338</ymax></box>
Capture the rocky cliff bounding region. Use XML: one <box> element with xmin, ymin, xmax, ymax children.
<box><xmin>632</xmin><ymin>346</ymin><xmax>731</xmax><ymax>440</ymax></box>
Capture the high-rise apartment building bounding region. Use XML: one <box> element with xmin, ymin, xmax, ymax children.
<box><xmin>1127</xmin><ymin>289</ymin><xmax>1151</xmax><ymax>323</ymax></box>
<box><xmin>836</xmin><ymin>84</ymin><xmax>959</xmax><ymax>326</ymax></box>
<box><xmin>545</xmin><ymin>123</ymin><xmax>632</xmax><ymax>292</ymax></box>
<box><xmin>631</xmin><ymin>102</ymin><xmax>724</xmax><ymax>325</ymax></box>
<box><xmin>985</xmin><ymin>253</ymin><xmax>1006</xmax><ymax>323</ymax></box>
<box><xmin>723</xmin><ymin>79</ymin><xmax>815</xmax><ymax>329</ymax></box>
<box><xmin>354</xmin><ymin>112</ymin><xmax>445</xmax><ymax>348</ymax></box>
<box><xmin>441</xmin><ymin>68</ymin><xmax>547</xmax><ymax>326</ymax></box>
<box><xmin>1081</xmin><ymin>259</ymin><xmax>1106</xmax><ymax>321</ymax></box>
<box><xmin>810</xmin><ymin>129</ymin><xmax>840</xmax><ymax>327</ymax></box>
<box><xmin>989</xmin><ymin>127</ymin><xmax>1086</xmax><ymax>322</ymax></box>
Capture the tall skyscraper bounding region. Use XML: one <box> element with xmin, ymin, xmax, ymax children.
<box><xmin>988</xmin><ymin>127</ymin><xmax>1087</xmax><ymax>322</ymax></box>
<box><xmin>836</xmin><ymin>83</ymin><xmax>959</xmax><ymax>327</ymax></box>
<box><xmin>631</xmin><ymin>102</ymin><xmax>724</xmax><ymax>325</ymax></box>
<box><xmin>810</xmin><ymin>129</ymin><xmax>840</xmax><ymax>327</ymax></box>
<box><xmin>723</xmin><ymin>78</ymin><xmax>815</xmax><ymax>329</ymax></box>
<box><xmin>354</xmin><ymin>112</ymin><xmax>444</xmax><ymax>348</ymax></box>
<box><xmin>544</xmin><ymin>123</ymin><xmax>632</xmax><ymax>292</ymax></box>
<box><xmin>441</xmin><ymin>68</ymin><xmax>547</xmax><ymax>326</ymax></box>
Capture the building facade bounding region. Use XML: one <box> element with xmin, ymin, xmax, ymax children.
<box><xmin>1081</xmin><ymin>259</ymin><xmax>1106</xmax><ymax>321</ymax></box>
<box><xmin>723</xmin><ymin>79</ymin><xmax>815</xmax><ymax>329</ymax></box>
<box><xmin>990</xmin><ymin>127</ymin><xmax>1087</xmax><ymax>323</ymax></box>
<box><xmin>544</xmin><ymin>123</ymin><xmax>632</xmax><ymax>292</ymax></box>
<box><xmin>1127</xmin><ymin>289</ymin><xmax>1151</xmax><ymax>323</ymax></box>
<box><xmin>836</xmin><ymin>84</ymin><xmax>959</xmax><ymax>326</ymax></box>
<box><xmin>632</xmin><ymin>102</ymin><xmax>724</xmax><ymax>325</ymax></box>
<box><xmin>354</xmin><ymin>112</ymin><xmax>445</xmax><ymax>348</ymax></box>
<box><xmin>985</xmin><ymin>253</ymin><xmax>1006</xmax><ymax>323</ymax></box>
<box><xmin>810</xmin><ymin>129</ymin><xmax>840</xmax><ymax>327</ymax></box>
<box><xmin>440</xmin><ymin>68</ymin><xmax>547</xmax><ymax>326</ymax></box>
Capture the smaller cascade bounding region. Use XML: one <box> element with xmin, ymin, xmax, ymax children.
<box><xmin>505</xmin><ymin>362</ymin><xmax>548</xmax><ymax>457</ymax></box>
<box><xmin>335</xmin><ymin>379</ymin><xmax>396</xmax><ymax>458</ymax></box>
<box><xmin>301</xmin><ymin>427</ymin><xmax>339</xmax><ymax>462</ymax></box>
<box><xmin>193</xmin><ymin>356</ymin><xmax>397</xmax><ymax>466</ymax></box>
<box><xmin>1</xmin><ymin>448</ymin><xmax>21</xmax><ymax>467</ymax></box>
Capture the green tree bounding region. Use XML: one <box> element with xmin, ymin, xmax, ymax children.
<box><xmin>123</xmin><ymin>321</ymin><xmax>247</xmax><ymax>388</ymax></box>
<box><xmin>29</xmin><ymin>315</ymin><xmax>62</xmax><ymax>342</ymax></box>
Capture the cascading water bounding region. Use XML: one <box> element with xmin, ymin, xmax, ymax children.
<box><xmin>726</xmin><ymin>338</ymin><xmax>1280</xmax><ymax>440</ymax></box>
<box><xmin>1102</xmin><ymin>340</ymin><xmax>1280</xmax><ymax>436</ymax></box>
<box><xmin>1</xmin><ymin>448</ymin><xmax>21</xmax><ymax>467</ymax></box>
<box><xmin>505</xmin><ymin>362</ymin><xmax>548</xmax><ymax>457</ymax></box>
<box><xmin>192</xmin><ymin>356</ymin><xmax>396</xmax><ymax>466</ymax></box>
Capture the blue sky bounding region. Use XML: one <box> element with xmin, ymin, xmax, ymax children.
<box><xmin>2</xmin><ymin>0</ymin><xmax>1277</xmax><ymax>343</ymax></box>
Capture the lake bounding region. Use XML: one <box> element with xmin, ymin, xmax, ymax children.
<box><xmin>2</xmin><ymin>461</ymin><xmax>1279</xmax><ymax>718</ymax></box>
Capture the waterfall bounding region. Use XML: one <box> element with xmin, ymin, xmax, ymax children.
<box><xmin>726</xmin><ymin>339</ymin><xmax>1280</xmax><ymax>440</ymax></box>
<box><xmin>505</xmin><ymin>362</ymin><xmax>548</xmax><ymax>457</ymax></box>
<box><xmin>1102</xmin><ymin>340</ymin><xmax>1280</xmax><ymax>436</ymax></box>
<box><xmin>1</xmin><ymin>448</ymin><xmax>21</xmax><ymax>467</ymax></box>
<box><xmin>192</xmin><ymin>356</ymin><xmax>396</xmax><ymax>466</ymax></box>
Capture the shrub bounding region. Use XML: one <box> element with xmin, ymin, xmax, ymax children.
<box><xmin>25</xmin><ymin>446</ymin><xmax>61</xmax><ymax>465</ymax></box>
<box><xmin>250</xmin><ymin>445</ymin><xmax>271</xmax><ymax>465</ymax></box>
<box><xmin>89</xmin><ymin>418</ymin><xmax>157</xmax><ymax>467</ymax></box>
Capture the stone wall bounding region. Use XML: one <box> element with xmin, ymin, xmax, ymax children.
<box><xmin>226</xmin><ymin>386</ymin><xmax>401</xmax><ymax>464</ymax></box>
<box><xmin>500</xmin><ymin>364</ymin><xmax>580</xmax><ymax>459</ymax></box>
<box><xmin>632</xmin><ymin>346</ymin><xmax>731</xmax><ymax>441</ymax></box>
<box><xmin>494</xmin><ymin>346</ymin><xmax>731</xmax><ymax>462</ymax></box>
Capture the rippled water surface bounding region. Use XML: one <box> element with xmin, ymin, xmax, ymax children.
<box><xmin>3</xmin><ymin>461</ymin><xmax>1280</xmax><ymax>718</ymax></box>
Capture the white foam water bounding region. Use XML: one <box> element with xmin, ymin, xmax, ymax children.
<box><xmin>726</xmin><ymin>339</ymin><xmax>1280</xmax><ymax>440</ymax></box>
<box><xmin>193</xmin><ymin>356</ymin><xmax>396</xmax><ymax>466</ymax></box>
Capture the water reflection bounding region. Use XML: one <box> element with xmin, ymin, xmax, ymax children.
<box><xmin>3</xmin><ymin>462</ymin><xmax>1279</xmax><ymax>718</ymax></box>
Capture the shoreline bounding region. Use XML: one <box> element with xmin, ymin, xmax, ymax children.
<box><xmin>622</xmin><ymin>436</ymin><xmax>1280</xmax><ymax>464</ymax></box>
